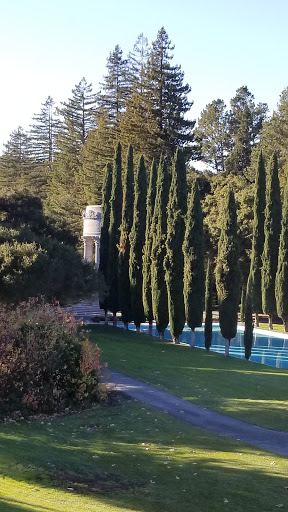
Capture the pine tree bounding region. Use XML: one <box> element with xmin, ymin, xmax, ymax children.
<box><xmin>275</xmin><ymin>166</ymin><xmax>288</xmax><ymax>331</ymax></box>
<box><xmin>183</xmin><ymin>180</ymin><xmax>205</xmax><ymax>347</ymax></box>
<box><xmin>118</xmin><ymin>145</ymin><xmax>134</xmax><ymax>330</ymax></box>
<box><xmin>46</xmin><ymin>78</ymin><xmax>97</xmax><ymax>232</ymax></box>
<box><xmin>215</xmin><ymin>190</ymin><xmax>241</xmax><ymax>356</ymax></box>
<box><xmin>204</xmin><ymin>260</ymin><xmax>213</xmax><ymax>352</ymax></box>
<box><xmin>127</xmin><ymin>33</ymin><xmax>150</xmax><ymax>93</ymax></box>
<box><xmin>262</xmin><ymin>153</ymin><xmax>281</xmax><ymax>329</ymax></box>
<box><xmin>30</xmin><ymin>96</ymin><xmax>60</xmax><ymax>163</ymax></box>
<box><xmin>0</xmin><ymin>127</ymin><xmax>45</xmax><ymax>197</ymax></box>
<box><xmin>78</xmin><ymin>113</ymin><xmax>115</xmax><ymax>206</ymax></box>
<box><xmin>151</xmin><ymin>157</ymin><xmax>170</xmax><ymax>338</ymax></box>
<box><xmin>148</xmin><ymin>27</ymin><xmax>195</xmax><ymax>162</ymax></box>
<box><xmin>244</xmin><ymin>285</ymin><xmax>254</xmax><ymax>360</ymax></box>
<box><xmin>225</xmin><ymin>105</ymin><xmax>251</xmax><ymax>179</ymax></box>
<box><xmin>99</xmin><ymin>162</ymin><xmax>113</xmax><ymax>320</ymax></box>
<box><xmin>129</xmin><ymin>155</ymin><xmax>147</xmax><ymax>330</ymax></box>
<box><xmin>97</xmin><ymin>45</ymin><xmax>129</xmax><ymax>135</ymax></box>
<box><xmin>107</xmin><ymin>142</ymin><xmax>123</xmax><ymax>325</ymax></box>
<box><xmin>143</xmin><ymin>159</ymin><xmax>157</xmax><ymax>335</ymax></box>
<box><xmin>164</xmin><ymin>149</ymin><xmax>187</xmax><ymax>343</ymax></box>
<box><xmin>247</xmin><ymin>151</ymin><xmax>266</xmax><ymax>326</ymax></box>
<box><xmin>57</xmin><ymin>78</ymin><xmax>97</xmax><ymax>146</ymax></box>
<box><xmin>195</xmin><ymin>99</ymin><xmax>229</xmax><ymax>173</ymax></box>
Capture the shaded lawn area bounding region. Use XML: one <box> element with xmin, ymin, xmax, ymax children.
<box><xmin>0</xmin><ymin>395</ymin><xmax>288</xmax><ymax>512</ymax></box>
<box><xmin>87</xmin><ymin>325</ymin><xmax>288</xmax><ymax>431</ymax></box>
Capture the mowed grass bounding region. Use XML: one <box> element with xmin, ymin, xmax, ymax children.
<box><xmin>87</xmin><ymin>325</ymin><xmax>288</xmax><ymax>431</ymax></box>
<box><xmin>1</xmin><ymin>395</ymin><xmax>288</xmax><ymax>512</ymax></box>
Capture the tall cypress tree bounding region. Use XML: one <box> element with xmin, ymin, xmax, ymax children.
<box><xmin>107</xmin><ymin>142</ymin><xmax>123</xmax><ymax>325</ymax></box>
<box><xmin>164</xmin><ymin>149</ymin><xmax>187</xmax><ymax>343</ymax></box>
<box><xmin>99</xmin><ymin>162</ymin><xmax>113</xmax><ymax>321</ymax></box>
<box><xmin>129</xmin><ymin>155</ymin><xmax>147</xmax><ymax>331</ymax></box>
<box><xmin>244</xmin><ymin>284</ymin><xmax>254</xmax><ymax>360</ymax></box>
<box><xmin>247</xmin><ymin>151</ymin><xmax>266</xmax><ymax>326</ymax></box>
<box><xmin>215</xmin><ymin>190</ymin><xmax>241</xmax><ymax>356</ymax></box>
<box><xmin>118</xmin><ymin>145</ymin><xmax>134</xmax><ymax>330</ymax></box>
<box><xmin>151</xmin><ymin>157</ymin><xmax>170</xmax><ymax>338</ymax></box>
<box><xmin>183</xmin><ymin>180</ymin><xmax>205</xmax><ymax>347</ymax></box>
<box><xmin>204</xmin><ymin>260</ymin><xmax>213</xmax><ymax>352</ymax></box>
<box><xmin>240</xmin><ymin>286</ymin><xmax>246</xmax><ymax>323</ymax></box>
<box><xmin>276</xmin><ymin>167</ymin><xmax>288</xmax><ymax>331</ymax></box>
<box><xmin>262</xmin><ymin>153</ymin><xmax>281</xmax><ymax>329</ymax></box>
<box><xmin>143</xmin><ymin>159</ymin><xmax>158</xmax><ymax>335</ymax></box>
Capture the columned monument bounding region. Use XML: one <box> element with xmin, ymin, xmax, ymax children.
<box><xmin>82</xmin><ymin>205</ymin><xmax>102</xmax><ymax>269</ymax></box>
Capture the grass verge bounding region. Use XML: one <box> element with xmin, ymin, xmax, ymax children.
<box><xmin>87</xmin><ymin>325</ymin><xmax>288</xmax><ymax>431</ymax></box>
<box><xmin>0</xmin><ymin>394</ymin><xmax>288</xmax><ymax>512</ymax></box>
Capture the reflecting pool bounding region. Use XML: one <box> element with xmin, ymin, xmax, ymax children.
<box><xmin>128</xmin><ymin>323</ymin><xmax>288</xmax><ymax>369</ymax></box>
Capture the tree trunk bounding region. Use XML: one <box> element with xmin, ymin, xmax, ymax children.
<box><xmin>284</xmin><ymin>318</ymin><xmax>288</xmax><ymax>333</ymax></box>
<box><xmin>268</xmin><ymin>315</ymin><xmax>273</xmax><ymax>330</ymax></box>
<box><xmin>148</xmin><ymin>320</ymin><xmax>153</xmax><ymax>336</ymax></box>
<box><xmin>124</xmin><ymin>322</ymin><xmax>129</xmax><ymax>331</ymax></box>
<box><xmin>190</xmin><ymin>329</ymin><xmax>195</xmax><ymax>348</ymax></box>
<box><xmin>224</xmin><ymin>338</ymin><xmax>230</xmax><ymax>357</ymax></box>
<box><xmin>255</xmin><ymin>312</ymin><xmax>259</xmax><ymax>327</ymax></box>
<box><xmin>172</xmin><ymin>335</ymin><xmax>180</xmax><ymax>344</ymax></box>
<box><xmin>105</xmin><ymin>312</ymin><xmax>109</xmax><ymax>325</ymax></box>
<box><xmin>136</xmin><ymin>326</ymin><xmax>140</xmax><ymax>333</ymax></box>
<box><xmin>159</xmin><ymin>331</ymin><xmax>164</xmax><ymax>340</ymax></box>
<box><xmin>113</xmin><ymin>314</ymin><xmax>117</xmax><ymax>327</ymax></box>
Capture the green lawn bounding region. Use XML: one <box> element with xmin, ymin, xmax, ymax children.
<box><xmin>1</xmin><ymin>396</ymin><xmax>288</xmax><ymax>512</ymax></box>
<box><xmin>87</xmin><ymin>325</ymin><xmax>288</xmax><ymax>431</ymax></box>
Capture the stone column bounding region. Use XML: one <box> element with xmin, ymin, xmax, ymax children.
<box><xmin>94</xmin><ymin>236</ymin><xmax>100</xmax><ymax>270</ymax></box>
<box><xmin>82</xmin><ymin>237</ymin><xmax>94</xmax><ymax>263</ymax></box>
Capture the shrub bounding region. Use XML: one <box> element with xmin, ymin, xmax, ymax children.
<box><xmin>0</xmin><ymin>298</ymin><xmax>106</xmax><ymax>418</ymax></box>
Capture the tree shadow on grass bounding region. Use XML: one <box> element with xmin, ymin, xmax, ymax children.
<box><xmin>0</xmin><ymin>497</ymin><xmax>58</xmax><ymax>512</ymax></box>
<box><xmin>0</xmin><ymin>396</ymin><xmax>287</xmax><ymax>512</ymax></box>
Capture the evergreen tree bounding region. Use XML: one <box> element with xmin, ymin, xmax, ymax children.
<box><xmin>30</xmin><ymin>96</ymin><xmax>60</xmax><ymax>163</ymax></box>
<box><xmin>247</xmin><ymin>151</ymin><xmax>266</xmax><ymax>326</ymax></box>
<box><xmin>97</xmin><ymin>45</ymin><xmax>129</xmax><ymax>134</ymax></box>
<box><xmin>143</xmin><ymin>159</ymin><xmax>157</xmax><ymax>335</ymax></box>
<box><xmin>46</xmin><ymin>78</ymin><xmax>97</xmax><ymax>232</ymax></box>
<box><xmin>78</xmin><ymin>112</ymin><xmax>115</xmax><ymax>206</ymax></box>
<box><xmin>151</xmin><ymin>157</ymin><xmax>170</xmax><ymax>338</ymax></box>
<box><xmin>244</xmin><ymin>285</ymin><xmax>254</xmax><ymax>360</ymax></box>
<box><xmin>183</xmin><ymin>180</ymin><xmax>205</xmax><ymax>347</ymax></box>
<box><xmin>0</xmin><ymin>127</ymin><xmax>45</xmax><ymax>197</ymax></box>
<box><xmin>240</xmin><ymin>286</ymin><xmax>246</xmax><ymax>323</ymax></box>
<box><xmin>148</xmin><ymin>27</ymin><xmax>195</xmax><ymax>162</ymax></box>
<box><xmin>118</xmin><ymin>145</ymin><xmax>134</xmax><ymax>330</ymax></box>
<box><xmin>215</xmin><ymin>190</ymin><xmax>241</xmax><ymax>356</ymax></box>
<box><xmin>204</xmin><ymin>260</ymin><xmax>213</xmax><ymax>352</ymax></box>
<box><xmin>127</xmin><ymin>33</ymin><xmax>150</xmax><ymax>93</ymax></box>
<box><xmin>99</xmin><ymin>162</ymin><xmax>113</xmax><ymax>320</ymax></box>
<box><xmin>195</xmin><ymin>99</ymin><xmax>229</xmax><ymax>172</ymax></box>
<box><xmin>164</xmin><ymin>148</ymin><xmax>187</xmax><ymax>343</ymax></box>
<box><xmin>225</xmin><ymin>105</ymin><xmax>252</xmax><ymax>179</ymax></box>
<box><xmin>275</xmin><ymin>167</ymin><xmax>288</xmax><ymax>331</ymax></box>
<box><xmin>57</xmin><ymin>78</ymin><xmax>97</xmax><ymax>146</ymax></box>
<box><xmin>262</xmin><ymin>153</ymin><xmax>281</xmax><ymax>329</ymax></box>
<box><xmin>129</xmin><ymin>155</ymin><xmax>147</xmax><ymax>330</ymax></box>
<box><xmin>107</xmin><ymin>143</ymin><xmax>123</xmax><ymax>325</ymax></box>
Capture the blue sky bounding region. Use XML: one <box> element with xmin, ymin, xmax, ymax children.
<box><xmin>1</xmin><ymin>0</ymin><xmax>287</xmax><ymax>152</ymax></box>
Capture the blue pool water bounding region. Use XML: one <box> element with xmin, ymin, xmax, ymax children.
<box><xmin>127</xmin><ymin>323</ymin><xmax>288</xmax><ymax>369</ymax></box>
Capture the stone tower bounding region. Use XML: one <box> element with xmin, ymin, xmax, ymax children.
<box><xmin>82</xmin><ymin>205</ymin><xmax>102</xmax><ymax>269</ymax></box>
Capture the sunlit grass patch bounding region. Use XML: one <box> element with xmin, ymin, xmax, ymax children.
<box><xmin>89</xmin><ymin>325</ymin><xmax>288</xmax><ymax>431</ymax></box>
